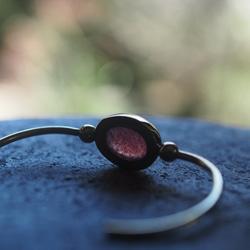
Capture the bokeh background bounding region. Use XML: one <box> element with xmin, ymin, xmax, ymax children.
<box><xmin>0</xmin><ymin>0</ymin><xmax>250</xmax><ymax>126</ymax></box>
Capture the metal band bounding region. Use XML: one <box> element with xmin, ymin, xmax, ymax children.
<box><xmin>0</xmin><ymin>126</ymin><xmax>79</xmax><ymax>148</ymax></box>
<box><xmin>105</xmin><ymin>151</ymin><xmax>223</xmax><ymax>235</ymax></box>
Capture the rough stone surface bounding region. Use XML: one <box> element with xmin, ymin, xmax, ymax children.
<box><xmin>0</xmin><ymin>116</ymin><xmax>249</xmax><ymax>250</ymax></box>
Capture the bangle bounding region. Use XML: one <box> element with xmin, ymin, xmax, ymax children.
<box><xmin>0</xmin><ymin>114</ymin><xmax>223</xmax><ymax>235</ymax></box>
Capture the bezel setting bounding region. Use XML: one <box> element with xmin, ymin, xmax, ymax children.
<box><xmin>95</xmin><ymin>114</ymin><xmax>162</xmax><ymax>170</ymax></box>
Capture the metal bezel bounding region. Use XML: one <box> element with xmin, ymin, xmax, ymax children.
<box><xmin>95</xmin><ymin>114</ymin><xmax>162</xmax><ymax>170</ymax></box>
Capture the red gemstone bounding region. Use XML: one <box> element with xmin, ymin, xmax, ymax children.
<box><xmin>106</xmin><ymin>127</ymin><xmax>147</xmax><ymax>161</ymax></box>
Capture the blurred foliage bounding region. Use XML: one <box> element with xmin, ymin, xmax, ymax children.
<box><xmin>0</xmin><ymin>0</ymin><xmax>32</xmax><ymax>44</ymax></box>
<box><xmin>0</xmin><ymin>0</ymin><xmax>250</xmax><ymax>126</ymax></box>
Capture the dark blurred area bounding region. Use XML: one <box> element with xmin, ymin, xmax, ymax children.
<box><xmin>0</xmin><ymin>0</ymin><xmax>250</xmax><ymax>126</ymax></box>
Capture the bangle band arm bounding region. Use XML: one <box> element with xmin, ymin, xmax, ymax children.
<box><xmin>0</xmin><ymin>126</ymin><xmax>80</xmax><ymax>148</ymax></box>
<box><xmin>105</xmin><ymin>150</ymin><xmax>223</xmax><ymax>235</ymax></box>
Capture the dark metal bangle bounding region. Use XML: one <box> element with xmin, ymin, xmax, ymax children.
<box><xmin>0</xmin><ymin>114</ymin><xmax>223</xmax><ymax>235</ymax></box>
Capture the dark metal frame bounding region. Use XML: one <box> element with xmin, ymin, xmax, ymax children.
<box><xmin>95</xmin><ymin>114</ymin><xmax>161</xmax><ymax>170</ymax></box>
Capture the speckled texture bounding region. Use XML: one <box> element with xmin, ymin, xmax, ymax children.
<box><xmin>0</xmin><ymin>116</ymin><xmax>249</xmax><ymax>250</ymax></box>
<box><xmin>106</xmin><ymin>127</ymin><xmax>147</xmax><ymax>160</ymax></box>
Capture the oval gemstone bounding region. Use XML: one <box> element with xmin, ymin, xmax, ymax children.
<box><xmin>106</xmin><ymin>127</ymin><xmax>147</xmax><ymax>161</ymax></box>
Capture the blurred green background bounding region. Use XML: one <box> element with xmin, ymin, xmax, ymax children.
<box><xmin>0</xmin><ymin>0</ymin><xmax>250</xmax><ymax>126</ymax></box>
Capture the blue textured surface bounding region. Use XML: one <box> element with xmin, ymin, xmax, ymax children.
<box><xmin>0</xmin><ymin>116</ymin><xmax>249</xmax><ymax>249</ymax></box>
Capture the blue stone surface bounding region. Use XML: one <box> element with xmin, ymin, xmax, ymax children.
<box><xmin>0</xmin><ymin>116</ymin><xmax>249</xmax><ymax>249</ymax></box>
